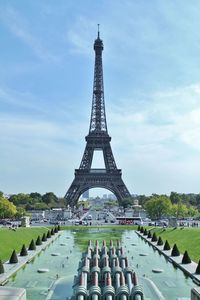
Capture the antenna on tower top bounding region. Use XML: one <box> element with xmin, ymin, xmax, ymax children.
<box><xmin>97</xmin><ymin>24</ymin><xmax>100</xmax><ymax>38</ymax></box>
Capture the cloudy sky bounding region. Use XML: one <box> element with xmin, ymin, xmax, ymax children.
<box><xmin>1</xmin><ymin>0</ymin><xmax>200</xmax><ymax>197</ymax></box>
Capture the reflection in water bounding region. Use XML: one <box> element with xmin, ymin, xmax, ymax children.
<box><xmin>73</xmin><ymin>227</ymin><xmax>124</xmax><ymax>251</ymax></box>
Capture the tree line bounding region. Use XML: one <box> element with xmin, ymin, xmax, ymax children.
<box><xmin>0</xmin><ymin>191</ymin><xmax>66</xmax><ymax>219</ymax></box>
<box><xmin>124</xmin><ymin>192</ymin><xmax>200</xmax><ymax>220</ymax></box>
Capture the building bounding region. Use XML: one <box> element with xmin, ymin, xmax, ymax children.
<box><xmin>28</xmin><ymin>208</ymin><xmax>72</xmax><ymax>221</ymax></box>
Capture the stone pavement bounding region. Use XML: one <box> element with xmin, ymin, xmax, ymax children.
<box><xmin>136</xmin><ymin>230</ymin><xmax>200</xmax><ymax>285</ymax></box>
<box><xmin>0</xmin><ymin>230</ymin><xmax>61</xmax><ymax>285</ymax></box>
<box><xmin>0</xmin><ymin>286</ymin><xmax>26</xmax><ymax>300</ymax></box>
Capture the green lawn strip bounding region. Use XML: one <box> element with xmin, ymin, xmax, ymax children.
<box><xmin>0</xmin><ymin>227</ymin><xmax>49</xmax><ymax>262</ymax></box>
<box><xmin>147</xmin><ymin>227</ymin><xmax>200</xmax><ymax>263</ymax></box>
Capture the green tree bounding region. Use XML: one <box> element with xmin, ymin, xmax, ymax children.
<box><xmin>196</xmin><ymin>194</ymin><xmax>200</xmax><ymax>208</ymax></box>
<box><xmin>29</xmin><ymin>192</ymin><xmax>42</xmax><ymax>203</ymax></box>
<box><xmin>181</xmin><ymin>193</ymin><xmax>191</xmax><ymax>205</ymax></box>
<box><xmin>9</xmin><ymin>193</ymin><xmax>31</xmax><ymax>206</ymax></box>
<box><xmin>57</xmin><ymin>197</ymin><xmax>66</xmax><ymax>208</ymax></box>
<box><xmin>121</xmin><ymin>197</ymin><xmax>134</xmax><ymax>209</ymax></box>
<box><xmin>187</xmin><ymin>206</ymin><xmax>199</xmax><ymax>218</ymax></box>
<box><xmin>170</xmin><ymin>192</ymin><xmax>181</xmax><ymax>204</ymax></box>
<box><xmin>34</xmin><ymin>202</ymin><xmax>48</xmax><ymax>210</ymax></box>
<box><xmin>170</xmin><ymin>203</ymin><xmax>187</xmax><ymax>219</ymax></box>
<box><xmin>42</xmin><ymin>192</ymin><xmax>58</xmax><ymax>205</ymax></box>
<box><xmin>0</xmin><ymin>195</ymin><xmax>17</xmax><ymax>218</ymax></box>
<box><xmin>144</xmin><ymin>195</ymin><xmax>171</xmax><ymax>220</ymax></box>
<box><xmin>104</xmin><ymin>200</ymin><xmax>118</xmax><ymax>208</ymax></box>
<box><xmin>25</xmin><ymin>203</ymin><xmax>34</xmax><ymax>211</ymax></box>
<box><xmin>15</xmin><ymin>207</ymin><xmax>26</xmax><ymax>218</ymax></box>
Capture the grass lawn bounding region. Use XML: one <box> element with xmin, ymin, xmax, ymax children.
<box><xmin>0</xmin><ymin>227</ymin><xmax>49</xmax><ymax>262</ymax></box>
<box><xmin>147</xmin><ymin>227</ymin><xmax>200</xmax><ymax>263</ymax></box>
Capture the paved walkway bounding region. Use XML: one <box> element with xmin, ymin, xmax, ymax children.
<box><xmin>136</xmin><ymin>230</ymin><xmax>200</xmax><ymax>285</ymax></box>
<box><xmin>0</xmin><ymin>231</ymin><xmax>61</xmax><ymax>285</ymax></box>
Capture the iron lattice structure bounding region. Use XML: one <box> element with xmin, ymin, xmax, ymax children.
<box><xmin>64</xmin><ymin>30</ymin><xmax>131</xmax><ymax>207</ymax></box>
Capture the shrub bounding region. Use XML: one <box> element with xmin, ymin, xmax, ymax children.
<box><xmin>28</xmin><ymin>239</ymin><xmax>36</xmax><ymax>250</ymax></box>
<box><xmin>0</xmin><ymin>260</ymin><xmax>4</xmax><ymax>274</ymax></box>
<box><xmin>182</xmin><ymin>251</ymin><xmax>191</xmax><ymax>264</ymax></box>
<box><xmin>140</xmin><ymin>227</ymin><xmax>144</xmax><ymax>233</ymax></box>
<box><xmin>151</xmin><ymin>232</ymin><xmax>158</xmax><ymax>242</ymax></box>
<box><xmin>9</xmin><ymin>250</ymin><xmax>18</xmax><ymax>264</ymax></box>
<box><xmin>58</xmin><ymin>224</ymin><xmax>61</xmax><ymax>231</ymax></box>
<box><xmin>47</xmin><ymin>230</ymin><xmax>51</xmax><ymax>238</ymax></box>
<box><xmin>171</xmin><ymin>244</ymin><xmax>180</xmax><ymax>256</ymax></box>
<box><xmin>157</xmin><ymin>236</ymin><xmax>163</xmax><ymax>246</ymax></box>
<box><xmin>137</xmin><ymin>225</ymin><xmax>141</xmax><ymax>231</ymax></box>
<box><xmin>195</xmin><ymin>260</ymin><xmax>200</xmax><ymax>274</ymax></box>
<box><xmin>42</xmin><ymin>233</ymin><xmax>47</xmax><ymax>242</ymax></box>
<box><xmin>51</xmin><ymin>228</ymin><xmax>55</xmax><ymax>235</ymax></box>
<box><xmin>36</xmin><ymin>236</ymin><xmax>42</xmax><ymax>246</ymax></box>
<box><xmin>20</xmin><ymin>244</ymin><xmax>28</xmax><ymax>256</ymax></box>
<box><xmin>54</xmin><ymin>227</ymin><xmax>58</xmax><ymax>233</ymax></box>
<box><xmin>147</xmin><ymin>231</ymin><xmax>152</xmax><ymax>238</ymax></box>
<box><xmin>163</xmin><ymin>240</ymin><xmax>171</xmax><ymax>251</ymax></box>
<box><xmin>143</xmin><ymin>228</ymin><xmax>148</xmax><ymax>235</ymax></box>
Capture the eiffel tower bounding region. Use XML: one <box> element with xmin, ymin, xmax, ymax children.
<box><xmin>64</xmin><ymin>28</ymin><xmax>131</xmax><ymax>207</ymax></box>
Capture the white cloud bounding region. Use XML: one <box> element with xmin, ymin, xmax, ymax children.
<box><xmin>177</xmin><ymin>109</ymin><xmax>200</xmax><ymax>151</ymax></box>
<box><xmin>108</xmin><ymin>82</ymin><xmax>200</xmax><ymax>153</ymax></box>
<box><xmin>103</xmin><ymin>82</ymin><xmax>200</xmax><ymax>194</ymax></box>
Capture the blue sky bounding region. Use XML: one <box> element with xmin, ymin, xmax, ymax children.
<box><xmin>1</xmin><ymin>0</ymin><xmax>200</xmax><ymax>197</ymax></box>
